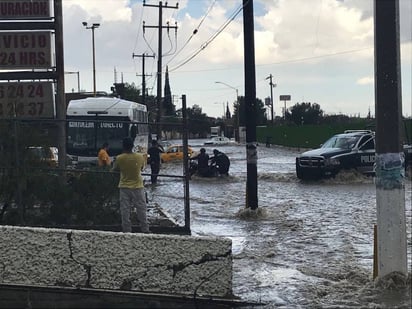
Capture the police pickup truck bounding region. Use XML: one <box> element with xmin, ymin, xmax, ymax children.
<box><xmin>295</xmin><ymin>130</ymin><xmax>411</xmax><ymax>180</ymax></box>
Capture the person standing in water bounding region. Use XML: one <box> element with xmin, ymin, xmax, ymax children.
<box><xmin>147</xmin><ymin>140</ymin><xmax>164</xmax><ymax>184</ymax></box>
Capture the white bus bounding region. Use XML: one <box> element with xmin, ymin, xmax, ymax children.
<box><xmin>66</xmin><ymin>97</ymin><xmax>149</xmax><ymax>166</ymax></box>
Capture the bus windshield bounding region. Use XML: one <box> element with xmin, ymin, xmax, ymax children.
<box><xmin>67</xmin><ymin>118</ymin><xmax>130</xmax><ymax>157</ymax></box>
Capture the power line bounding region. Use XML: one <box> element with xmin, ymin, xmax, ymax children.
<box><xmin>95</xmin><ymin>45</ymin><xmax>374</xmax><ymax>79</ymax></box>
<box><xmin>256</xmin><ymin>46</ymin><xmax>373</xmax><ymax>67</ymax></box>
<box><xmin>143</xmin><ymin>0</ymin><xmax>179</xmax><ymax>138</ymax></box>
<box><xmin>133</xmin><ymin>53</ymin><xmax>155</xmax><ymax>106</ymax></box>
<box><xmin>142</xmin><ymin>21</ymin><xmax>157</xmax><ymax>56</ymax></box>
<box><xmin>165</xmin><ymin>0</ymin><xmax>217</xmax><ymax>67</ymax></box>
<box><xmin>168</xmin><ymin>2</ymin><xmax>244</xmax><ymax>72</ymax></box>
<box><xmin>162</xmin><ymin>21</ymin><xmax>178</xmax><ymax>57</ymax></box>
<box><xmin>132</xmin><ymin>3</ymin><xmax>145</xmax><ymax>53</ymax></box>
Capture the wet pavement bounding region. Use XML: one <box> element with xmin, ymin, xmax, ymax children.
<box><xmin>145</xmin><ymin>140</ymin><xmax>411</xmax><ymax>308</ymax></box>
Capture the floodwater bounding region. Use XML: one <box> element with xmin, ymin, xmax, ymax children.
<box><xmin>145</xmin><ymin>140</ymin><xmax>412</xmax><ymax>308</ymax></box>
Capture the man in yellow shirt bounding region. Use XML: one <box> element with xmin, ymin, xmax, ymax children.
<box><xmin>98</xmin><ymin>142</ymin><xmax>111</xmax><ymax>167</ymax></box>
<box><xmin>111</xmin><ymin>137</ymin><xmax>149</xmax><ymax>233</ymax></box>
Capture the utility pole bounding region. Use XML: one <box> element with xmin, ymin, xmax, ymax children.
<box><xmin>374</xmin><ymin>0</ymin><xmax>407</xmax><ymax>279</ymax></box>
<box><xmin>133</xmin><ymin>53</ymin><xmax>155</xmax><ymax>106</ymax></box>
<box><xmin>243</xmin><ymin>0</ymin><xmax>258</xmax><ymax>210</ymax></box>
<box><xmin>54</xmin><ymin>0</ymin><xmax>66</xmax><ymax>169</ymax></box>
<box><xmin>266</xmin><ymin>74</ymin><xmax>276</xmax><ymax>125</ymax></box>
<box><xmin>181</xmin><ymin>94</ymin><xmax>191</xmax><ymax>233</ymax></box>
<box><xmin>143</xmin><ymin>1</ymin><xmax>178</xmax><ymax>139</ymax></box>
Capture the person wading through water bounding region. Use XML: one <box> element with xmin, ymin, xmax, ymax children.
<box><xmin>147</xmin><ymin>140</ymin><xmax>164</xmax><ymax>184</ymax></box>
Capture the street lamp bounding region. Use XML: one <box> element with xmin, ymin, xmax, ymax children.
<box><xmin>64</xmin><ymin>71</ymin><xmax>80</xmax><ymax>92</ymax></box>
<box><xmin>215</xmin><ymin>81</ymin><xmax>239</xmax><ymax>141</ymax></box>
<box><xmin>82</xmin><ymin>22</ymin><xmax>100</xmax><ymax>96</ymax></box>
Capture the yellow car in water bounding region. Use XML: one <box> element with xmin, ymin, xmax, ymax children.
<box><xmin>161</xmin><ymin>145</ymin><xmax>194</xmax><ymax>163</ymax></box>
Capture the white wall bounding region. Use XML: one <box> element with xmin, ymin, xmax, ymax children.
<box><xmin>0</xmin><ymin>226</ymin><xmax>233</xmax><ymax>298</ymax></box>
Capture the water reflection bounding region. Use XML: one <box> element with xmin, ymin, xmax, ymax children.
<box><xmin>146</xmin><ymin>140</ymin><xmax>411</xmax><ymax>308</ymax></box>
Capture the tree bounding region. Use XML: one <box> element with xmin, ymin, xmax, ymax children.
<box><xmin>287</xmin><ymin>102</ymin><xmax>323</xmax><ymax>125</ymax></box>
<box><xmin>184</xmin><ymin>104</ymin><xmax>211</xmax><ymax>137</ymax></box>
<box><xmin>144</xmin><ymin>94</ymin><xmax>157</xmax><ymax>123</ymax></box>
<box><xmin>112</xmin><ymin>82</ymin><xmax>141</xmax><ymax>102</ymax></box>
<box><xmin>233</xmin><ymin>96</ymin><xmax>267</xmax><ymax>126</ymax></box>
<box><xmin>123</xmin><ymin>82</ymin><xmax>141</xmax><ymax>102</ymax></box>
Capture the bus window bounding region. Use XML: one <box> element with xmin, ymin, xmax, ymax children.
<box><xmin>131</xmin><ymin>125</ymin><xmax>137</xmax><ymax>139</ymax></box>
<box><xmin>96</xmin><ymin>122</ymin><xmax>129</xmax><ymax>155</ymax></box>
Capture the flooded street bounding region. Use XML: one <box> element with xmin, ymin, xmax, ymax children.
<box><xmin>146</xmin><ymin>140</ymin><xmax>411</xmax><ymax>308</ymax></box>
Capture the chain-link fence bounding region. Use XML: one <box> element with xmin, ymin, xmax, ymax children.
<box><xmin>0</xmin><ymin>117</ymin><xmax>191</xmax><ymax>234</ymax></box>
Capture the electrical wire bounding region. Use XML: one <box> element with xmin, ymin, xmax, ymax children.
<box><xmin>165</xmin><ymin>0</ymin><xmax>217</xmax><ymax>66</ymax></box>
<box><xmin>132</xmin><ymin>4</ymin><xmax>146</xmax><ymax>74</ymax></box>
<box><xmin>147</xmin><ymin>71</ymin><xmax>158</xmax><ymax>97</ymax></box>
<box><xmin>160</xmin><ymin>5</ymin><xmax>178</xmax><ymax>57</ymax></box>
<box><xmin>132</xmin><ymin>3</ymin><xmax>159</xmax><ymax>84</ymax></box>
<box><xmin>256</xmin><ymin>47</ymin><xmax>373</xmax><ymax>66</ymax></box>
<box><xmin>314</xmin><ymin>0</ymin><xmax>323</xmax><ymax>50</ymax></box>
<box><xmin>142</xmin><ymin>25</ymin><xmax>157</xmax><ymax>56</ymax></box>
<box><xmin>168</xmin><ymin>1</ymin><xmax>245</xmax><ymax>72</ymax></box>
<box><xmin>132</xmin><ymin>3</ymin><xmax>145</xmax><ymax>54</ymax></box>
<box><xmin>139</xmin><ymin>1</ymin><xmax>180</xmax><ymax>79</ymax></box>
<box><xmin>163</xmin><ymin>23</ymin><xmax>178</xmax><ymax>57</ymax></box>
<box><xmin>163</xmin><ymin>25</ymin><xmax>174</xmax><ymax>56</ymax></box>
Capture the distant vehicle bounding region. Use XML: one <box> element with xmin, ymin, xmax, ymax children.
<box><xmin>210</xmin><ymin>126</ymin><xmax>221</xmax><ymax>138</ymax></box>
<box><xmin>66</xmin><ymin>97</ymin><xmax>149</xmax><ymax>167</ymax></box>
<box><xmin>26</xmin><ymin>146</ymin><xmax>58</xmax><ymax>167</ymax></box>
<box><xmin>161</xmin><ymin>145</ymin><xmax>194</xmax><ymax>163</ymax></box>
<box><xmin>296</xmin><ymin>130</ymin><xmax>411</xmax><ymax>180</ymax></box>
<box><xmin>158</xmin><ymin>140</ymin><xmax>172</xmax><ymax>150</ymax></box>
<box><xmin>204</xmin><ymin>136</ymin><xmax>235</xmax><ymax>146</ymax></box>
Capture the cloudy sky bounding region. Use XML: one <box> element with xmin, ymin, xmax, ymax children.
<box><xmin>62</xmin><ymin>0</ymin><xmax>412</xmax><ymax>118</ymax></box>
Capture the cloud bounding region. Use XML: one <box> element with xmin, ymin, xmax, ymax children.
<box><xmin>357</xmin><ymin>76</ymin><xmax>374</xmax><ymax>85</ymax></box>
<box><xmin>63</xmin><ymin>0</ymin><xmax>132</xmax><ymax>22</ymax></box>
<box><xmin>61</xmin><ymin>0</ymin><xmax>411</xmax><ymax>118</ymax></box>
<box><xmin>254</xmin><ymin>0</ymin><xmax>374</xmax><ymax>64</ymax></box>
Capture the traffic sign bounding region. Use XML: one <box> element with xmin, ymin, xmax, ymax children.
<box><xmin>279</xmin><ymin>95</ymin><xmax>291</xmax><ymax>101</ymax></box>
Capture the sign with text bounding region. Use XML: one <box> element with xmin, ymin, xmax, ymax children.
<box><xmin>68</xmin><ymin>121</ymin><xmax>124</xmax><ymax>129</ymax></box>
<box><xmin>0</xmin><ymin>0</ymin><xmax>51</xmax><ymax>19</ymax></box>
<box><xmin>279</xmin><ymin>95</ymin><xmax>291</xmax><ymax>101</ymax></box>
<box><xmin>0</xmin><ymin>31</ymin><xmax>52</xmax><ymax>69</ymax></box>
<box><xmin>0</xmin><ymin>82</ymin><xmax>54</xmax><ymax>118</ymax></box>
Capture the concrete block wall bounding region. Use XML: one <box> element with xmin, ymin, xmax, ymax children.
<box><xmin>0</xmin><ymin>226</ymin><xmax>233</xmax><ymax>298</ymax></box>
